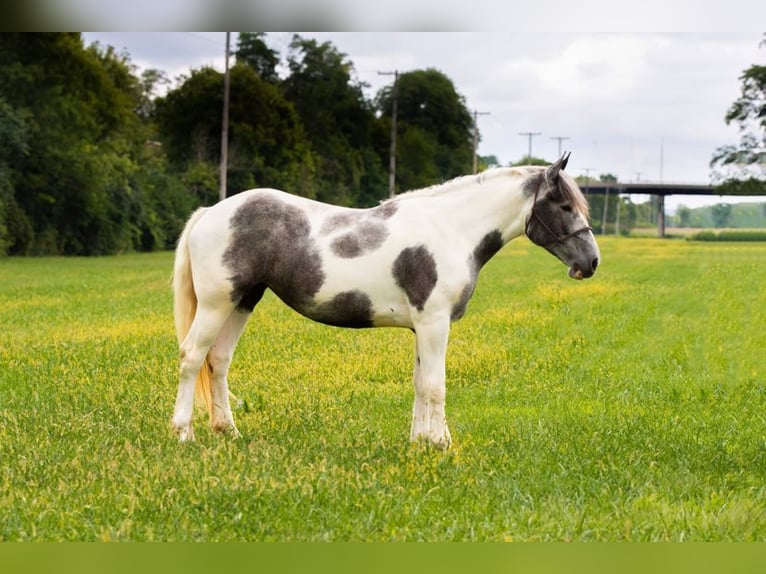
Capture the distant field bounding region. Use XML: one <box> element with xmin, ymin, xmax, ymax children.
<box><xmin>1</xmin><ymin>237</ymin><xmax>765</xmax><ymax>541</ymax></box>
<box><xmin>625</xmin><ymin>226</ymin><xmax>766</xmax><ymax>238</ymax></box>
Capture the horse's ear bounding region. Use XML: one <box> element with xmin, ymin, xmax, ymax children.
<box><xmin>560</xmin><ymin>151</ymin><xmax>570</xmax><ymax>170</ymax></box>
<box><xmin>546</xmin><ymin>152</ymin><xmax>571</xmax><ymax>182</ymax></box>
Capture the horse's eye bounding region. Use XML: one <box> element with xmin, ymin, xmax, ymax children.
<box><xmin>561</xmin><ymin>204</ymin><xmax>572</xmax><ymax>213</ymax></box>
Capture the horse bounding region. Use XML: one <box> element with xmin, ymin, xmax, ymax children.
<box><xmin>171</xmin><ymin>153</ymin><xmax>600</xmax><ymax>448</ymax></box>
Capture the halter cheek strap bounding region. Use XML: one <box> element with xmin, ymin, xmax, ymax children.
<box><xmin>524</xmin><ymin>178</ymin><xmax>593</xmax><ymax>244</ymax></box>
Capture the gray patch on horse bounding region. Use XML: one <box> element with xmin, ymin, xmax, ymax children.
<box><xmin>451</xmin><ymin>230</ymin><xmax>504</xmax><ymax>322</ymax></box>
<box><xmin>451</xmin><ymin>283</ymin><xmax>475</xmax><ymax>321</ymax></box>
<box><xmin>372</xmin><ymin>202</ymin><xmax>398</xmax><ymax>219</ymax></box>
<box><xmin>223</xmin><ymin>195</ymin><xmax>325</xmax><ymax>312</ymax></box>
<box><xmin>522</xmin><ymin>172</ymin><xmax>544</xmax><ymax>197</ymax></box>
<box><xmin>320</xmin><ymin>212</ymin><xmax>356</xmax><ymax>235</ymax></box>
<box><xmin>472</xmin><ymin>230</ymin><xmax>504</xmax><ymax>269</ymax></box>
<box><xmin>238</xmin><ymin>283</ymin><xmax>267</xmax><ymax>312</ymax></box>
<box><xmin>526</xmin><ymin>199</ymin><xmax>567</xmax><ymax>249</ymax></box>
<box><xmin>393</xmin><ymin>245</ymin><xmax>438</xmax><ymax>312</ymax></box>
<box><xmin>312</xmin><ymin>290</ymin><xmax>374</xmax><ymax>328</ymax></box>
<box><xmin>331</xmin><ymin>221</ymin><xmax>389</xmax><ymax>258</ymax></box>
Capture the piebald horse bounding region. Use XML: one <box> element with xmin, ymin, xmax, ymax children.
<box><xmin>171</xmin><ymin>153</ymin><xmax>600</xmax><ymax>448</ymax></box>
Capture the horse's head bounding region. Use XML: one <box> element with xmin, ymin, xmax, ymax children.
<box><xmin>524</xmin><ymin>153</ymin><xmax>600</xmax><ymax>280</ymax></box>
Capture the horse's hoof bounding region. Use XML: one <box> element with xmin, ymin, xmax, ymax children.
<box><xmin>176</xmin><ymin>427</ymin><xmax>195</xmax><ymax>443</ymax></box>
<box><xmin>430</xmin><ymin>436</ymin><xmax>451</xmax><ymax>451</ymax></box>
<box><xmin>212</xmin><ymin>421</ymin><xmax>241</xmax><ymax>439</ymax></box>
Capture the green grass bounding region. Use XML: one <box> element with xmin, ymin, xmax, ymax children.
<box><xmin>1</xmin><ymin>237</ymin><xmax>765</xmax><ymax>541</ymax></box>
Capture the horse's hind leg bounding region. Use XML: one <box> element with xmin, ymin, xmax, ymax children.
<box><xmin>172</xmin><ymin>302</ymin><xmax>236</xmax><ymax>441</ymax></box>
<box><xmin>207</xmin><ymin>308</ymin><xmax>251</xmax><ymax>436</ymax></box>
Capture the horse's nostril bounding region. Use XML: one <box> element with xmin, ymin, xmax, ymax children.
<box><xmin>592</xmin><ymin>257</ymin><xmax>599</xmax><ymax>271</ymax></box>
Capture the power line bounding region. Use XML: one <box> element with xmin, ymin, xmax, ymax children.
<box><xmin>184</xmin><ymin>32</ymin><xmax>228</xmax><ymax>47</ymax></box>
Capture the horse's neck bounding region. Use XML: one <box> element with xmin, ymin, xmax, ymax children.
<box><xmin>407</xmin><ymin>170</ymin><xmax>532</xmax><ymax>245</ymax></box>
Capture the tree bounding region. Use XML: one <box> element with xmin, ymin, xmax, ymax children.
<box><xmin>282</xmin><ymin>35</ymin><xmax>385</xmax><ymax>205</ymax></box>
<box><xmin>512</xmin><ymin>155</ymin><xmax>550</xmax><ymax>166</ymax></box>
<box><xmin>0</xmin><ymin>34</ymin><xmax>149</xmax><ymax>254</ymax></box>
<box><xmin>376</xmin><ymin>68</ymin><xmax>474</xmax><ymax>193</ymax></box>
<box><xmin>574</xmin><ymin>172</ymin><xmax>626</xmax><ymax>233</ymax></box>
<box><xmin>478</xmin><ymin>154</ymin><xmax>500</xmax><ymax>170</ymax></box>
<box><xmin>711</xmin><ymin>35</ymin><xmax>766</xmax><ymax>182</ymax></box>
<box><xmin>282</xmin><ymin>35</ymin><xmax>386</xmax><ymax>205</ymax></box>
<box><xmin>155</xmin><ymin>64</ymin><xmax>314</xmax><ymax>201</ymax></box>
<box><xmin>0</xmin><ymin>34</ymin><xmax>200</xmax><ymax>255</ymax></box>
<box><xmin>236</xmin><ymin>32</ymin><xmax>279</xmax><ymax>83</ymax></box>
<box><xmin>711</xmin><ymin>203</ymin><xmax>733</xmax><ymax>228</ymax></box>
<box><xmin>677</xmin><ymin>205</ymin><xmax>692</xmax><ymax>227</ymax></box>
<box><xmin>136</xmin><ymin>68</ymin><xmax>169</xmax><ymax>119</ymax></box>
<box><xmin>0</xmin><ymin>97</ymin><xmax>30</xmax><ymax>254</ymax></box>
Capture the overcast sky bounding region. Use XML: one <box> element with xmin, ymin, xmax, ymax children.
<box><xmin>83</xmin><ymin>30</ymin><xmax>766</xmax><ymax>211</ymax></box>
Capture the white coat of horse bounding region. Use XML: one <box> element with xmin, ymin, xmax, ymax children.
<box><xmin>171</xmin><ymin>154</ymin><xmax>600</xmax><ymax>448</ymax></box>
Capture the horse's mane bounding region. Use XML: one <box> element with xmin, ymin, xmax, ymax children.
<box><xmin>381</xmin><ymin>167</ymin><xmax>520</xmax><ymax>203</ymax></box>
<box><xmin>382</xmin><ymin>166</ymin><xmax>590</xmax><ymax>218</ymax></box>
<box><xmin>558</xmin><ymin>170</ymin><xmax>590</xmax><ymax>218</ymax></box>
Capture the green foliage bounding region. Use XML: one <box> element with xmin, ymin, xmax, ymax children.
<box><xmin>512</xmin><ymin>155</ymin><xmax>550</xmax><ymax>166</ymax></box>
<box><xmin>711</xmin><ymin>203</ymin><xmax>733</xmax><ymax>228</ymax></box>
<box><xmin>676</xmin><ymin>205</ymin><xmax>692</xmax><ymax>227</ymax></box>
<box><xmin>688</xmin><ymin>229</ymin><xmax>766</xmax><ymax>241</ymax></box>
<box><xmin>0</xmin><ymin>33</ymin><xmax>491</xmax><ymax>255</ymax></box>
<box><xmin>711</xmin><ymin>35</ymin><xmax>766</xmax><ymax>183</ymax></box>
<box><xmin>377</xmin><ymin>69</ymin><xmax>474</xmax><ymax>193</ymax></box>
<box><xmin>1</xmin><ymin>238</ymin><xmax>765</xmax><ymax>540</ymax></box>
<box><xmin>282</xmin><ymin>35</ymin><xmax>385</xmax><ymax>205</ymax></box>
<box><xmin>715</xmin><ymin>177</ymin><xmax>766</xmax><ymax>196</ymax></box>
<box><xmin>478</xmin><ymin>154</ymin><xmax>500</xmax><ymax>170</ymax></box>
<box><xmin>0</xmin><ymin>97</ymin><xmax>29</xmax><ymax>254</ymax></box>
<box><xmin>671</xmin><ymin>201</ymin><xmax>766</xmax><ymax>229</ymax></box>
<box><xmin>0</xmin><ymin>33</ymin><xmax>196</xmax><ymax>255</ymax></box>
<box><xmin>155</xmin><ymin>61</ymin><xmax>318</xmax><ymax>201</ymax></box>
<box><xmin>236</xmin><ymin>32</ymin><xmax>279</xmax><ymax>83</ymax></box>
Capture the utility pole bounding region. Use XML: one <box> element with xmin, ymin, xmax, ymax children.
<box><xmin>518</xmin><ymin>131</ymin><xmax>542</xmax><ymax>160</ymax></box>
<box><xmin>219</xmin><ymin>32</ymin><xmax>231</xmax><ymax>203</ymax></box>
<box><xmin>550</xmin><ymin>136</ymin><xmax>569</xmax><ymax>157</ymax></box>
<box><xmin>582</xmin><ymin>167</ymin><xmax>595</xmax><ymax>198</ymax></box>
<box><xmin>378</xmin><ymin>70</ymin><xmax>399</xmax><ymax>198</ymax></box>
<box><xmin>658</xmin><ymin>137</ymin><xmax>665</xmax><ymax>238</ymax></box>
<box><xmin>472</xmin><ymin>109</ymin><xmax>490</xmax><ymax>174</ymax></box>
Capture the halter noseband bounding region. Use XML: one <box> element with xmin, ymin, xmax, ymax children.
<box><xmin>524</xmin><ymin>176</ymin><xmax>593</xmax><ymax>244</ymax></box>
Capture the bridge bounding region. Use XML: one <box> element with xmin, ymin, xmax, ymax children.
<box><xmin>580</xmin><ymin>181</ymin><xmax>764</xmax><ymax>237</ymax></box>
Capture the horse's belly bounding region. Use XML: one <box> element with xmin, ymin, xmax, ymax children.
<box><xmin>277</xmin><ymin>287</ymin><xmax>411</xmax><ymax>329</ymax></box>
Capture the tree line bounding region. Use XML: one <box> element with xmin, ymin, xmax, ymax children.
<box><xmin>2</xmin><ymin>33</ymin><xmax>762</xmax><ymax>255</ymax></box>
<box><xmin>0</xmin><ymin>33</ymin><xmax>478</xmax><ymax>255</ymax></box>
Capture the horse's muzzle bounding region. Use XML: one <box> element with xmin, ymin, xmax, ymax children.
<box><xmin>569</xmin><ymin>257</ymin><xmax>599</xmax><ymax>280</ymax></box>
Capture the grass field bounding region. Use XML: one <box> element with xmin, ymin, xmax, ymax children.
<box><xmin>1</xmin><ymin>236</ymin><xmax>765</xmax><ymax>541</ymax></box>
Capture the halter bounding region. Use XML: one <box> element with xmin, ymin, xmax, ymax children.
<box><xmin>525</xmin><ymin>175</ymin><xmax>593</xmax><ymax>244</ymax></box>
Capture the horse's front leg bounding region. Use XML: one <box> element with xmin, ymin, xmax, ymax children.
<box><xmin>410</xmin><ymin>315</ymin><xmax>451</xmax><ymax>449</ymax></box>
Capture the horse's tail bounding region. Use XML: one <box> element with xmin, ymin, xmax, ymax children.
<box><xmin>172</xmin><ymin>207</ymin><xmax>213</xmax><ymax>417</ymax></box>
